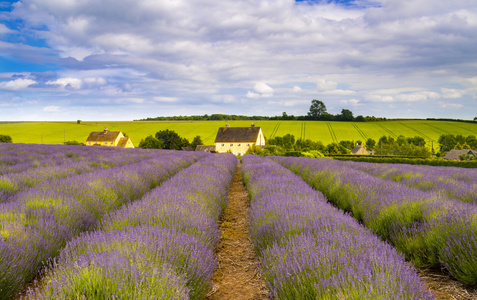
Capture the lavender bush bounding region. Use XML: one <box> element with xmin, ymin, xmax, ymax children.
<box><xmin>274</xmin><ymin>156</ymin><xmax>477</xmax><ymax>285</ymax></box>
<box><xmin>0</xmin><ymin>144</ymin><xmax>163</xmax><ymax>203</ymax></box>
<box><xmin>28</xmin><ymin>154</ymin><xmax>237</xmax><ymax>300</ymax></box>
<box><xmin>340</xmin><ymin>160</ymin><xmax>477</xmax><ymax>204</ymax></box>
<box><xmin>0</xmin><ymin>149</ymin><xmax>206</xmax><ymax>299</ymax></box>
<box><xmin>242</xmin><ymin>155</ymin><xmax>435</xmax><ymax>299</ymax></box>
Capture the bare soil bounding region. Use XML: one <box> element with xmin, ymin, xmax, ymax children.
<box><xmin>418</xmin><ymin>268</ymin><xmax>477</xmax><ymax>300</ymax></box>
<box><xmin>205</xmin><ymin>163</ymin><xmax>269</xmax><ymax>300</ymax></box>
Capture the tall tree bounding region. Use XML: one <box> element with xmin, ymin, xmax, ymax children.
<box><xmin>138</xmin><ymin>135</ymin><xmax>163</xmax><ymax>149</ymax></box>
<box><xmin>307</xmin><ymin>99</ymin><xmax>327</xmax><ymax>120</ymax></box>
<box><xmin>0</xmin><ymin>134</ymin><xmax>12</xmax><ymax>143</ymax></box>
<box><xmin>191</xmin><ymin>135</ymin><xmax>203</xmax><ymax>150</ymax></box>
<box><xmin>154</xmin><ymin>129</ymin><xmax>190</xmax><ymax>150</ymax></box>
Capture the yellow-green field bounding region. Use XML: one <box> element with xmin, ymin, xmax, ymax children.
<box><xmin>0</xmin><ymin>120</ymin><xmax>476</xmax><ymax>147</ymax></box>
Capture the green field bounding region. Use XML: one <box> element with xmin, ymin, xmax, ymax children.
<box><xmin>0</xmin><ymin>120</ymin><xmax>476</xmax><ymax>148</ymax></box>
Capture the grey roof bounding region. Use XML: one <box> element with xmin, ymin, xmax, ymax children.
<box><xmin>196</xmin><ymin>145</ymin><xmax>216</xmax><ymax>152</ymax></box>
<box><xmin>351</xmin><ymin>144</ymin><xmax>369</xmax><ymax>155</ymax></box>
<box><xmin>181</xmin><ymin>146</ymin><xmax>194</xmax><ymax>151</ymax></box>
<box><xmin>214</xmin><ymin>127</ymin><xmax>261</xmax><ymax>143</ymax></box>
<box><xmin>443</xmin><ymin>149</ymin><xmax>476</xmax><ymax>160</ymax></box>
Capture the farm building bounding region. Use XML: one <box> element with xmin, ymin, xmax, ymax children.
<box><xmin>443</xmin><ymin>149</ymin><xmax>476</xmax><ymax>160</ymax></box>
<box><xmin>85</xmin><ymin>128</ymin><xmax>134</xmax><ymax>148</ymax></box>
<box><xmin>195</xmin><ymin>145</ymin><xmax>216</xmax><ymax>152</ymax></box>
<box><xmin>351</xmin><ymin>143</ymin><xmax>369</xmax><ymax>155</ymax></box>
<box><xmin>214</xmin><ymin>124</ymin><xmax>265</xmax><ymax>156</ymax></box>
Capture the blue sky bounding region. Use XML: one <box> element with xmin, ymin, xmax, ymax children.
<box><xmin>0</xmin><ymin>0</ymin><xmax>476</xmax><ymax>121</ymax></box>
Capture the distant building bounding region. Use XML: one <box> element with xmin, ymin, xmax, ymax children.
<box><xmin>443</xmin><ymin>149</ymin><xmax>476</xmax><ymax>160</ymax></box>
<box><xmin>181</xmin><ymin>146</ymin><xmax>194</xmax><ymax>151</ymax></box>
<box><xmin>85</xmin><ymin>128</ymin><xmax>134</xmax><ymax>148</ymax></box>
<box><xmin>195</xmin><ymin>145</ymin><xmax>216</xmax><ymax>152</ymax></box>
<box><xmin>350</xmin><ymin>143</ymin><xmax>369</xmax><ymax>155</ymax></box>
<box><xmin>214</xmin><ymin>124</ymin><xmax>265</xmax><ymax>156</ymax></box>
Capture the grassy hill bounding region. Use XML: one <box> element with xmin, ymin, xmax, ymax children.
<box><xmin>1</xmin><ymin>120</ymin><xmax>476</xmax><ymax>149</ymax></box>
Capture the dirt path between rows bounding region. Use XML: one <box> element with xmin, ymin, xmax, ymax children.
<box><xmin>205</xmin><ymin>163</ymin><xmax>269</xmax><ymax>300</ymax></box>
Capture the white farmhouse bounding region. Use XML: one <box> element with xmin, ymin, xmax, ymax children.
<box><xmin>214</xmin><ymin>124</ymin><xmax>265</xmax><ymax>156</ymax></box>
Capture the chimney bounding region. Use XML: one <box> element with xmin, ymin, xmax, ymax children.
<box><xmin>226</xmin><ymin>124</ymin><xmax>230</xmax><ymax>128</ymax></box>
<box><xmin>251</xmin><ymin>123</ymin><xmax>255</xmax><ymax>127</ymax></box>
<box><xmin>103</xmin><ymin>128</ymin><xmax>109</xmax><ymax>134</ymax></box>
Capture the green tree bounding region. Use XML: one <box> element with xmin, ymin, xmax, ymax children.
<box><xmin>138</xmin><ymin>135</ymin><xmax>163</xmax><ymax>149</ymax></box>
<box><xmin>191</xmin><ymin>135</ymin><xmax>203</xmax><ymax>150</ymax></box>
<box><xmin>155</xmin><ymin>129</ymin><xmax>190</xmax><ymax>150</ymax></box>
<box><xmin>365</xmin><ymin>138</ymin><xmax>376</xmax><ymax>151</ymax></box>
<box><xmin>307</xmin><ymin>99</ymin><xmax>327</xmax><ymax>120</ymax></box>
<box><xmin>438</xmin><ymin>134</ymin><xmax>456</xmax><ymax>152</ymax></box>
<box><xmin>0</xmin><ymin>134</ymin><xmax>12</xmax><ymax>143</ymax></box>
<box><xmin>338</xmin><ymin>109</ymin><xmax>354</xmax><ymax>121</ymax></box>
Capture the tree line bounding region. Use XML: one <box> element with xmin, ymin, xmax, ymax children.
<box><xmin>246</xmin><ymin>133</ymin><xmax>432</xmax><ymax>158</ymax></box>
<box><xmin>136</xmin><ymin>100</ymin><xmax>386</xmax><ymax>122</ymax></box>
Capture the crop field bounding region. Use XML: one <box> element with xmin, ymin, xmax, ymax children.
<box><xmin>1</xmin><ymin>143</ymin><xmax>477</xmax><ymax>299</ymax></box>
<box><xmin>1</xmin><ymin>120</ymin><xmax>476</xmax><ymax>147</ymax></box>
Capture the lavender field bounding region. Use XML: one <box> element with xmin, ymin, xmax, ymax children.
<box><xmin>1</xmin><ymin>144</ymin><xmax>475</xmax><ymax>299</ymax></box>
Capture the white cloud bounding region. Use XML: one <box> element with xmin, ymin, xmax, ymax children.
<box><xmin>153</xmin><ymin>97</ymin><xmax>179</xmax><ymax>103</ymax></box>
<box><xmin>0</xmin><ymin>78</ymin><xmax>36</xmax><ymax>90</ymax></box>
<box><xmin>441</xmin><ymin>88</ymin><xmax>463</xmax><ymax>99</ymax></box>
<box><xmin>246</xmin><ymin>82</ymin><xmax>274</xmax><ymax>98</ymax></box>
<box><xmin>292</xmin><ymin>86</ymin><xmax>302</xmax><ymax>92</ymax></box>
<box><xmin>439</xmin><ymin>101</ymin><xmax>464</xmax><ymax>109</ymax></box>
<box><xmin>43</xmin><ymin>106</ymin><xmax>61</xmax><ymax>112</ymax></box>
<box><xmin>253</xmin><ymin>82</ymin><xmax>274</xmax><ymax>95</ymax></box>
<box><xmin>0</xmin><ymin>24</ymin><xmax>15</xmax><ymax>35</ymax></box>
<box><xmin>340</xmin><ymin>99</ymin><xmax>361</xmax><ymax>106</ymax></box>
<box><xmin>47</xmin><ymin>77</ymin><xmax>83</xmax><ymax>89</ymax></box>
<box><xmin>316</xmin><ymin>79</ymin><xmax>338</xmax><ymax>91</ymax></box>
<box><xmin>2</xmin><ymin>0</ymin><xmax>477</xmax><ymax>120</ymax></box>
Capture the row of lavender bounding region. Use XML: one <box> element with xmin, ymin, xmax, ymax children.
<box><xmin>336</xmin><ymin>160</ymin><xmax>477</xmax><ymax>204</ymax></box>
<box><xmin>25</xmin><ymin>154</ymin><xmax>237</xmax><ymax>299</ymax></box>
<box><xmin>0</xmin><ymin>144</ymin><xmax>151</xmax><ymax>175</ymax></box>
<box><xmin>0</xmin><ymin>144</ymin><xmax>164</xmax><ymax>203</ymax></box>
<box><xmin>1</xmin><ymin>149</ymin><xmax>207</xmax><ymax>299</ymax></box>
<box><xmin>241</xmin><ymin>155</ymin><xmax>434</xmax><ymax>299</ymax></box>
<box><xmin>274</xmin><ymin>156</ymin><xmax>477</xmax><ymax>285</ymax></box>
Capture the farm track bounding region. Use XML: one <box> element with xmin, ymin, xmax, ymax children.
<box><xmin>269</xmin><ymin>122</ymin><xmax>281</xmax><ymax>139</ymax></box>
<box><xmin>326</xmin><ymin>122</ymin><xmax>338</xmax><ymax>143</ymax></box>
<box><xmin>352</xmin><ymin>123</ymin><xmax>368</xmax><ymax>140</ymax></box>
<box><xmin>206</xmin><ymin>163</ymin><xmax>269</xmax><ymax>300</ymax></box>
<box><xmin>375</xmin><ymin>122</ymin><xmax>398</xmax><ymax>138</ymax></box>
<box><xmin>398</xmin><ymin>121</ymin><xmax>432</xmax><ymax>141</ymax></box>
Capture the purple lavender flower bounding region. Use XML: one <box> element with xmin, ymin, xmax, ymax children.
<box><xmin>242</xmin><ymin>155</ymin><xmax>434</xmax><ymax>299</ymax></box>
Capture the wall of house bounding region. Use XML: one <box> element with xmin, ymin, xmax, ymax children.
<box><xmin>215</xmin><ymin>142</ymin><xmax>255</xmax><ymax>156</ymax></box>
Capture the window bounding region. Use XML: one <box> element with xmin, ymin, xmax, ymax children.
<box><xmin>230</xmin><ymin>144</ymin><xmax>233</xmax><ymax>146</ymax></box>
<box><xmin>247</xmin><ymin>144</ymin><xmax>250</xmax><ymax>146</ymax></box>
<box><xmin>110</xmin><ymin>142</ymin><xmax>113</xmax><ymax>145</ymax></box>
<box><xmin>221</xmin><ymin>144</ymin><xmax>224</xmax><ymax>147</ymax></box>
<box><xmin>238</xmin><ymin>144</ymin><xmax>241</xmax><ymax>146</ymax></box>
<box><xmin>103</xmin><ymin>142</ymin><xmax>108</xmax><ymax>145</ymax></box>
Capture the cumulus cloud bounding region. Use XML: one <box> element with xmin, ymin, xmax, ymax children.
<box><xmin>246</xmin><ymin>82</ymin><xmax>274</xmax><ymax>98</ymax></box>
<box><xmin>0</xmin><ymin>78</ymin><xmax>37</xmax><ymax>90</ymax></box>
<box><xmin>1</xmin><ymin>0</ymin><xmax>476</xmax><ymax>120</ymax></box>
<box><xmin>316</xmin><ymin>79</ymin><xmax>338</xmax><ymax>91</ymax></box>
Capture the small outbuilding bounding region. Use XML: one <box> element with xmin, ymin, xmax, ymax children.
<box><xmin>85</xmin><ymin>128</ymin><xmax>134</xmax><ymax>148</ymax></box>
<box><xmin>443</xmin><ymin>149</ymin><xmax>476</xmax><ymax>160</ymax></box>
<box><xmin>195</xmin><ymin>145</ymin><xmax>216</xmax><ymax>152</ymax></box>
<box><xmin>214</xmin><ymin>124</ymin><xmax>265</xmax><ymax>156</ymax></box>
<box><xmin>350</xmin><ymin>143</ymin><xmax>369</xmax><ymax>155</ymax></box>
